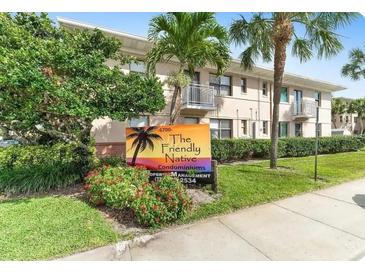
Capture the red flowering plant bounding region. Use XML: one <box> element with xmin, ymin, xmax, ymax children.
<box><xmin>132</xmin><ymin>176</ymin><xmax>192</xmax><ymax>228</ymax></box>
<box><xmin>84</xmin><ymin>165</ymin><xmax>149</xmax><ymax>208</ymax></box>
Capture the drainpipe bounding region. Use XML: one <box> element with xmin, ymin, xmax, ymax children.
<box><xmin>236</xmin><ymin>109</ymin><xmax>239</xmax><ymax>139</ymax></box>
<box><xmin>269</xmin><ymin>83</ymin><xmax>273</xmax><ymax>129</ymax></box>
<box><xmin>257</xmin><ymin>77</ymin><xmax>261</xmax><ymax>136</ymax></box>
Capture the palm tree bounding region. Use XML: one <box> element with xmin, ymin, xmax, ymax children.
<box><xmin>230</xmin><ymin>12</ymin><xmax>357</xmax><ymax>169</ymax></box>
<box><xmin>146</xmin><ymin>12</ymin><xmax>231</xmax><ymax>124</ymax></box>
<box><xmin>126</xmin><ymin>126</ymin><xmax>162</xmax><ymax>166</ymax></box>
<box><xmin>348</xmin><ymin>99</ymin><xmax>365</xmax><ymax>134</ymax></box>
<box><xmin>342</xmin><ymin>46</ymin><xmax>365</xmax><ymax>80</ymax></box>
<box><xmin>331</xmin><ymin>98</ymin><xmax>348</xmax><ymax>128</ymax></box>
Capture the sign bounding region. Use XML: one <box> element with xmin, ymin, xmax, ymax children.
<box><xmin>126</xmin><ymin>124</ymin><xmax>213</xmax><ymax>185</ymax></box>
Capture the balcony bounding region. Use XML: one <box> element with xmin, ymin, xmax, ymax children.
<box><xmin>292</xmin><ymin>100</ymin><xmax>317</xmax><ymax>120</ymax></box>
<box><xmin>181</xmin><ymin>84</ymin><xmax>216</xmax><ymax>113</ymax></box>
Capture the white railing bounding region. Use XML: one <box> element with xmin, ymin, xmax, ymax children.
<box><xmin>292</xmin><ymin>100</ymin><xmax>317</xmax><ymax>118</ymax></box>
<box><xmin>181</xmin><ymin>84</ymin><xmax>215</xmax><ymax>110</ymax></box>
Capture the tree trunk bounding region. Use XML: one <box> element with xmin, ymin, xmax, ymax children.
<box><xmin>169</xmin><ymin>85</ymin><xmax>181</xmax><ymax>124</ymax></box>
<box><xmin>131</xmin><ymin>141</ymin><xmax>142</xmax><ymax>166</ymax></box>
<box><xmin>270</xmin><ymin>15</ymin><xmax>292</xmax><ymax>169</ymax></box>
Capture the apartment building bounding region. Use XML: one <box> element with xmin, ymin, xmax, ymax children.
<box><xmin>332</xmin><ymin>112</ymin><xmax>359</xmax><ymax>135</ymax></box>
<box><xmin>58</xmin><ymin>18</ymin><xmax>345</xmax><ymax>156</ymax></box>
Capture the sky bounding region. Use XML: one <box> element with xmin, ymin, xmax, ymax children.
<box><xmin>49</xmin><ymin>12</ymin><xmax>365</xmax><ymax>99</ymax></box>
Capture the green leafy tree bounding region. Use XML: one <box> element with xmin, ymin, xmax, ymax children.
<box><xmin>342</xmin><ymin>46</ymin><xmax>365</xmax><ymax>80</ymax></box>
<box><xmin>230</xmin><ymin>12</ymin><xmax>356</xmax><ymax>169</ymax></box>
<box><xmin>146</xmin><ymin>12</ymin><xmax>231</xmax><ymax>124</ymax></box>
<box><xmin>331</xmin><ymin>98</ymin><xmax>348</xmax><ymax>128</ymax></box>
<box><xmin>347</xmin><ymin>98</ymin><xmax>365</xmax><ymax>134</ymax></box>
<box><xmin>126</xmin><ymin>126</ymin><xmax>162</xmax><ymax>166</ymax></box>
<box><xmin>0</xmin><ymin>13</ymin><xmax>165</xmax><ymax>146</ymax></box>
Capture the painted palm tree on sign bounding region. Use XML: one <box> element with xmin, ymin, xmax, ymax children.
<box><xmin>126</xmin><ymin>126</ymin><xmax>162</xmax><ymax>166</ymax></box>
<box><xmin>229</xmin><ymin>12</ymin><xmax>357</xmax><ymax>169</ymax></box>
<box><xmin>146</xmin><ymin>12</ymin><xmax>231</xmax><ymax>124</ymax></box>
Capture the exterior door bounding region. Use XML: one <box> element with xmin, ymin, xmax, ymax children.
<box><xmin>294</xmin><ymin>90</ymin><xmax>303</xmax><ymax>115</ymax></box>
<box><xmin>252</xmin><ymin>122</ymin><xmax>256</xmax><ymax>139</ymax></box>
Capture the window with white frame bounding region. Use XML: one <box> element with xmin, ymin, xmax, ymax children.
<box><xmin>295</xmin><ymin>123</ymin><xmax>303</xmax><ymax>137</ymax></box>
<box><xmin>279</xmin><ymin>122</ymin><xmax>289</xmax><ymax>138</ymax></box>
<box><xmin>129</xmin><ymin>116</ymin><xmax>149</xmax><ymax>127</ymax></box>
<box><xmin>314</xmin><ymin>91</ymin><xmax>322</xmax><ymax>107</ymax></box>
<box><xmin>280</xmin><ymin>87</ymin><xmax>289</xmax><ymax>103</ymax></box>
<box><xmin>210</xmin><ymin>119</ymin><xmax>232</xmax><ymax>139</ymax></box>
<box><xmin>241</xmin><ymin>78</ymin><xmax>247</xmax><ymax>94</ymax></box>
<box><xmin>262</xmin><ymin>121</ymin><xmax>269</xmax><ymax>135</ymax></box>
<box><xmin>262</xmin><ymin>81</ymin><xmax>268</xmax><ymax>96</ymax></box>
<box><xmin>241</xmin><ymin>120</ymin><xmax>248</xmax><ymax>135</ymax></box>
<box><xmin>209</xmin><ymin>74</ymin><xmax>232</xmax><ymax>96</ymax></box>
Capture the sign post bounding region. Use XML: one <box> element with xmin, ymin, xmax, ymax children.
<box><xmin>125</xmin><ymin>124</ymin><xmax>216</xmax><ymax>190</ymax></box>
<box><xmin>314</xmin><ymin>99</ymin><xmax>319</xmax><ymax>181</ymax></box>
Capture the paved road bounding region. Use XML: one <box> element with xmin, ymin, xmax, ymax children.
<box><xmin>61</xmin><ymin>178</ymin><xmax>365</xmax><ymax>261</ymax></box>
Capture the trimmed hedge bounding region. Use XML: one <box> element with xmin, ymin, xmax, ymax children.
<box><xmin>0</xmin><ymin>143</ymin><xmax>93</xmax><ymax>194</ymax></box>
<box><xmin>212</xmin><ymin>136</ymin><xmax>365</xmax><ymax>163</ymax></box>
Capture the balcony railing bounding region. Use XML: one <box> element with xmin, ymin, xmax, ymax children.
<box><xmin>292</xmin><ymin>100</ymin><xmax>317</xmax><ymax>119</ymax></box>
<box><xmin>181</xmin><ymin>84</ymin><xmax>216</xmax><ymax>111</ymax></box>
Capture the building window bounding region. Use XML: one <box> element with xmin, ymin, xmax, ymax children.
<box><xmin>262</xmin><ymin>121</ymin><xmax>268</xmax><ymax>135</ymax></box>
<box><xmin>209</xmin><ymin>74</ymin><xmax>232</xmax><ymax>96</ymax></box>
<box><xmin>316</xmin><ymin>123</ymin><xmax>322</xmax><ymax>137</ymax></box>
<box><xmin>345</xmin><ymin>116</ymin><xmax>349</xmax><ymax>123</ymax></box>
<box><xmin>129</xmin><ymin>116</ymin><xmax>149</xmax><ymax>127</ymax></box>
<box><xmin>129</xmin><ymin>61</ymin><xmax>146</xmax><ymax>74</ymax></box>
<box><xmin>210</xmin><ymin>119</ymin><xmax>232</xmax><ymax>139</ymax></box>
<box><xmin>262</xmin><ymin>82</ymin><xmax>268</xmax><ymax>96</ymax></box>
<box><xmin>295</xmin><ymin>123</ymin><xmax>302</xmax><ymax>137</ymax></box>
<box><xmin>280</xmin><ymin>87</ymin><xmax>289</xmax><ymax>103</ymax></box>
<box><xmin>241</xmin><ymin>78</ymin><xmax>247</xmax><ymax>94</ymax></box>
<box><xmin>279</xmin><ymin>122</ymin><xmax>289</xmax><ymax>138</ymax></box>
<box><xmin>314</xmin><ymin>91</ymin><xmax>322</xmax><ymax>107</ymax></box>
<box><xmin>355</xmin><ymin>117</ymin><xmax>358</xmax><ymax>123</ymax></box>
<box><xmin>183</xmin><ymin>117</ymin><xmax>199</xmax><ymax>124</ymax></box>
<box><xmin>241</xmin><ymin>120</ymin><xmax>248</xmax><ymax>135</ymax></box>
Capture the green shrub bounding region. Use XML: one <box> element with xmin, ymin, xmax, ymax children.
<box><xmin>85</xmin><ymin>166</ymin><xmax>192</xmax><ymax>228</ymax></box>
<box><xmin>0</xmin><ymin>143</ymin><xmax>93</xmax><ymax>194</ymax></box>
<box><xmin>85</xmin><ymin>166</ymin><xmax>149</xmax><ymax>207</ymax></box>
<box><xmin>95</xmin><ymin>155</ymin><xmax>126</xmax><ymax>168</ymax></box>
<box><xmin>212</xmin><ymin>136</ymin><xmax>365</xmax><ymax>163</ymax></box>
<box><xmin>132</xmin><ymin>176</ymin><xmax>192</xmax><ymax>228</ymax></box>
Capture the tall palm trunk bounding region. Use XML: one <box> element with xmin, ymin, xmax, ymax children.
<box><xmin>270</xmin><ymin>15</ymin><xmax>292</xmax><ymax>169</ymax></box>
<box><xmin>169</xmin><ymin>85</ymin><xmax>182</xmax><ymax>124</ymax></box>
<box><xmin>131</xmin><ymin>141</ymin><xmax>142</xmax><ymax>166</ymax></box>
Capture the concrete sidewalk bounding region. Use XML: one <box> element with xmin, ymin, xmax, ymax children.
<box><xmin>61</xmin><ymin>178</ymin><xmax>365</xmax><ymax>261</ymax></box>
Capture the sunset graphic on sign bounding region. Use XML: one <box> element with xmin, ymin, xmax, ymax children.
<box><xmin>126</xmin><ymin>124</ymin><xmax>211</xmax><ymax>172</ymax></box>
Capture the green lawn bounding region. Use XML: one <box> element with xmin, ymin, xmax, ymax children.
<box><xmin>186</xmin><ymin>149</ymin><xmax>365</xmax><ymax>222</ymax></box>
<box><xmin>0</xmin><ymin>196</ymin><xmax>119</xmax><ymax>260</ymax></box>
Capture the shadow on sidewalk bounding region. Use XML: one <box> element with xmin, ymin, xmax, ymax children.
<box><xmin>352</xmin><ymin>194</ymin><xmax>365</xmax><ymax>209</ymax></box>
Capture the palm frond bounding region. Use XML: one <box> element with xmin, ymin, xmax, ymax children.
<box><xmin>131</xmin><ymin>137</ymin><xmax>140</xmax><ymax>149</ymax></box>
<box><xmin>126</xmin><ymin>132</ymin><xmax>140</xmax><ymax>139</ymax></box>
<box><xmin>292</xmin><ymin>38</ymin><xmax>313</xmax><ymax>62</ymax></box>
<box><xmin>341</xmin><ymin>47</ymin><xmax>365</xmax><ymax>80</ymax></box>
<box><xmin>145</xmin><ymin>138</ymin><xmax>154</xmax><ymax>151</ymax></box>
<box><xmin>147</xmin><ymin>133</ymin><xmax>163</xmax><ymax>141</ymax></box>
<box><xmin>229</xmin><ymin>14</ymin><xmax>274</xmax><ymax>69</ymax></box>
